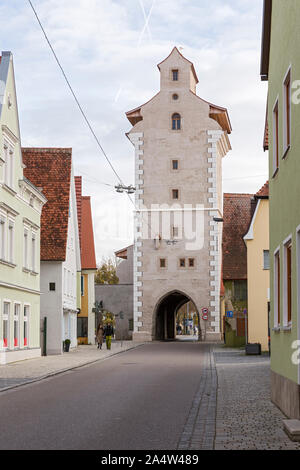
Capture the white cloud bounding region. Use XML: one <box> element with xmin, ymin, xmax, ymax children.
<box><xmin>1</xmin><ymin>0</ymin><xmax>267</xmax><ymax>260</ymax></box>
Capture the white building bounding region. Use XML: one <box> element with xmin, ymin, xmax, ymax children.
<box><xmin>126</xmin><ymin>47</ymin><xmax>232</xmax><ymax>342</ymax></box>
<box><xmin>23</xmin><ymin>148</ymin><xmax>81</xmax><ymax>355</ymax></box>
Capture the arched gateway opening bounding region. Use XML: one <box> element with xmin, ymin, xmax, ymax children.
<box><xmin>154</xmin><ymin>291</ymin><xmax>200</xmax><ymax>341</ymax></box>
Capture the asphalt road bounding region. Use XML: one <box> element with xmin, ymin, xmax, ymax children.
<box><xmin>0</xmin><ymin>341</ymin><xmax>208</xmax><ymax>450</ymax></box>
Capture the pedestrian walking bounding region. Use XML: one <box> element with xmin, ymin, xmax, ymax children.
<box><xmin>104</xmin><ymin>322</ymin><xmax>114</xmax><ymax>350</ymax></box>
<box><xmin>96</xmin><ymin>324</ymin><xmax>104</xmax><ymax>349</ymax></box>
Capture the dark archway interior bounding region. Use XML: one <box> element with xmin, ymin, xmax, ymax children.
<box><xmin>155</xmin><ymin>291</ymin><xmax>190</xmax><ymax>340</ymax></box>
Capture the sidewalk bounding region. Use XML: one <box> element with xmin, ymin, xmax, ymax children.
<box><xmin>0</xmin><ymin>341</ymin><xmax>142</xmax><ymax>392</ymax></box>
<box><xmin>213</xmin><ymin>344</ymin><xmax>300</xmax><ymax>450</ymax></box>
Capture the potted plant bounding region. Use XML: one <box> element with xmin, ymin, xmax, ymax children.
<box><xmin>64</xmin><ymin>339</ymin><xmax>71</xmax><ymax>352</ymax></box>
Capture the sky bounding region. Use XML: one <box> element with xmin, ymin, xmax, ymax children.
<box><xmin>0</xmin><ymin>0</ymin><xmax>268</xmax><ymax>263</ymax></box>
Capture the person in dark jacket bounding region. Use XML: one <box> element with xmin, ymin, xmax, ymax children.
<box><xmin>104</xmin><ymin>322</ymin><xmax>114</xmax><ymax>350</ymax></box>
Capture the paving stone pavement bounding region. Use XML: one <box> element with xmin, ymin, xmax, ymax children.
<box><xmin>177</xmin><ymin>344</ymin><xmax>217</xmax><ymax>450</ymax></box>
<box><xmin>214</xmin><ymin>345</ymin><xmax>300</xmax><ymax>450</ymax></box>
<box><xmin>0</xmin><ymin>341</ymin><xmax>142</xmax><ymax>392</ymax></box>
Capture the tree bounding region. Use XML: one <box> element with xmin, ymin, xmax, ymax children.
<box><xmin>95</xmin><ymin>257</ymin><xmax>119</xmax><ymax>285</ymax></box>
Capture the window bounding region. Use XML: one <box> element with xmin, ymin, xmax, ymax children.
<box><xmin>179</xmin><ymin>258</ymin><xmax>186</xmax><ymax>268</ymax></box>
<box><xmin>274</xmin><ymin>250</ymin><xmax>281</xmax><ymax>326</ymax></box>
<box><xmin>24</xmin><ymin>228</ymin><xmax>28</xmax><ymax>269</ymax></box>
<box><xmin>188</xmin><ymin>258</ymin><xmax>195</xmax><ymax>268</ymax></box>
<box><xmin>128</xmin><ymin>319</ymin><xmax>134</xmax><ymax>332</ymax></box>
<box><xmin>81</xmin><ymin>275</ymin><xmax>84</xmax><ymax>296</ymax></box>
<box><xmin>49</xmin><ymin>283</ymin><xmax>56</xmax><ymax>292</ymax></box>
<box><xmin>284</xmin><ymin>241</ymin><xmax>292</xmax><ymax>325</ymax></box>
<box><xmin>172</xmin><ymin>160</ymin><xmax>179</xmax><ymax>170</ymax></box>
<box><xmin>172</xmin><ymin>226</ymin><xmax>179</xmax><ymax>238</ymax></box>
<box><xmin>283</xmin><ymin>68</ymin><xmax>291</xmax><ymax>152</ymax></box>
<box><xmin>8</xmin><ymin>221</ymin><xmax>14</xmax><ymax>264</ymax></box>
<box><xmin>160</xmin><ymin>258</ymin><xmax>166</xmax><ymax>268</ymax></box>
<box><xmin>263</xmin><ymin>250</ymin><xmax>270</xmax><ymax>270</ymax></box>
<box><xmin>273</xmin><ymin>100</ymin><xmax>279</xmax><ymax>172</ymax></box>
<box><xmin>172</xmin><ymin>94</ymin><xmax>179</xmax><ymax>100</ymax></box>
<box><xmin>0</xmin><ymin>217</ymin><xmax>5</xmax><ymax>260</ymax></box>
<box><xmin>172</xmin><ymin>189</ymin><xmax>179</xmax><ymax>200</ymax></box>
<box><xmin>172</xmin><ymin>113</ymin><xmax>181</xmax><ymax>130</ymax></box>
<box><xmin>3</xmin><ymin>141</ymin><xmax>14</xmax><ymax>188</ymax></box>
<box><xmin>14</xmin><ymin>304</ymin><xmax>20</xmax><ymax>348</ymax></box>
<box><xmin>3</xmin><ymin>302</ymin><xmax>10</xmax><ymax>349</ymax></box>
<box><xmin>77</xmin><ymin>317</ymin><xmax>88</xmax><ymax>338</ymax></box>
<box><xmin>172</xmin><ymin>69</ymin><xmax>179</xmax><ymax>81</ymax></box>
<box><xmin>24</xmin><ymin>305</ymin><xmax>29</xmax><ymax>347</ymax></box>
<box><xmin>31</xmin><ymin>233</ymin><xmax>36</xmax><ymax>272</ymax></box>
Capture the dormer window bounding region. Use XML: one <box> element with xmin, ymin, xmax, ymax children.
<box><xmin>172</xmin><ymin>69</ymin><xmax>179</xmax><ymax>81</ymax></box>
<box><xmin>172</xmin><ymin>113</ymin><xmax>181</xmax><ymax>130</ymax></box>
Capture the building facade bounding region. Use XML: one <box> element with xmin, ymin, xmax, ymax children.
<box><xmin>244</xmin><ymin>182</ymin><xmax>270</xmax><ymax>352</ymax></box>
<box><xmin>261</xmin><ymin>0</ymin><xmax>300</xmax><ymax>418</ymax></box>
<box><xmin>0</xmin><ymin>52</ymin><xmax>46</xmax><ymax>365</ymax></box>
<box><xmin>75</xmin><ymin>176</ymin><xmax>97</xmax><ymax>345</ymax></box>
<box><xmin>126</xmin><ymin>47</ymin><xmax>232</xmax><ymax>342</ymax></box>
<box><xmin>22</xmin><ymin>148</ymin><xmax>81</xmax><ymax>355</ymax></box>
<box><xmin>222</xmin><ymin>193</ymin><xmax>254</xmax><ymax>345</ymax></box>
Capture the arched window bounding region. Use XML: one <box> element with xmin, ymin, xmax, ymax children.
<box><xmin>172</xmin><ymin>113</ymin><xmax>181</xmax><ymax>130</ymax></box>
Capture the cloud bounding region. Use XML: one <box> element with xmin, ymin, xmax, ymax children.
<box><xmin>1</xmin><ymin>0</ymin><xmax>267</xmax><ymax>260</ymax></box>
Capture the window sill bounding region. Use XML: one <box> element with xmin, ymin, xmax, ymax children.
<box><xmin>30</xmin><ymin>271</ymin><xmax>39</xmax><ymax>277</ymax></box>
<box><xmin>282</xmin><ymin>144</ymin><xmax>291</xmax><ymax>160</ymax></box>
<box><xmin>272</xmin><ymin>167</ymin><xmax>279</xmax><ymax>179</ymax></box>
<box><xmin>272</xmin><ymin>326</ymin><xmax>281</xmax><ymax>333</ymax></box>
<box><xmin>22</xmin><ymin>267</ymin><xmax>31</xmax><ymax>274</ymax></box>
<box><xmin>0</xmin><ymin>259</ymin><xmax>16</xmax><ymax>268</ymax></box>
<box><xmin>2</xmin><ymin>183</ymin><xmax>17</xmax><ymax>196</ymax></box>
<box><xmin>283</xmin><ymin>325</ymin><xmax>292</xmax><ymax>332</ymax></box>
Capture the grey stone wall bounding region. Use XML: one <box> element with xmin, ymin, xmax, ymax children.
<box><xmin>95</xmin><ymin>284</ymin><xmax>133</xmax><ymax>340</ymax></box>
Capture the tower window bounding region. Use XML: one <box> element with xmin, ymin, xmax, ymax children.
<box><xmin>179</xmin><ymin>258</ymin><xmax>186</xmax><ymax>268</ymax></box>
<box><xmin>172</xmin><ymin>70</ymin><xmax>179</xmax><ymax>81</ymax></box>
<box><xmin>172</xmin><ymin>189</ymin><xmax>179</xmax><ymax>200</ymax></box>
<box><xmin>160</xmin><ymin>258</ymin><xmax>166</xmax><ymax>269</ymax></box>
<box><xmin>172</xmin><ymin>114</ymin><xmax>181</xmax><ymax>130</ymax></box>
<box><xmin>49</xmin><ymin>283</ymin><xmax>56</xmax><ymax>292</ymax></box>
<box><xmin>172</xmin><ymin>94</ymin><xmax>179</xmax><ymax>100</ymax></box>
<box><xmin>189</xmin><ymin>258</ymin><xmax>195</xmax><ymax>268</ymax></box>
<box><xmin>172</xmin><ymin>160</ymin><xmax>179</xmax><ymax>170</ymax></box>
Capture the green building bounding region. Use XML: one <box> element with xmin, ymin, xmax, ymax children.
<box><xmin>261</xmin><ymin>0</ymin><xmax>300</xmax><ymax>418</ymax></box>
<box><xmin>0</xmin><ymin>52</ymin><xmax>46</xmax><ymax>364</ymax></box>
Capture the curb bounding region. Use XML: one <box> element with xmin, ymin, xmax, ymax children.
<box><xmin>0</xmin><ymin>343</ymin><xmax>144</xmax><ymax>394</ymax></box>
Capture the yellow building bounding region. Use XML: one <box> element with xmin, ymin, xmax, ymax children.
<box><xmin>75</xmin><ymin>177</ymin><xmax>97</xmax><ymax>345</ymax></box>
<box><xmin>244</xmin><ymin>182</ymin><xmax>269</xmax><ymax>351</ymax></box>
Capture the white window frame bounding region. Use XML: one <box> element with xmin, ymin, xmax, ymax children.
<box><xmin>24</xmin><ymin>227</ymin><xmax>29</xmax><ymax>269</ymax></box>
<box><xmin>0</xmin><ymin>215</ymin><xmax>6</xmax><ymax>261</ymax></box>
<box><xmin>13</xmin><ymin>302</ymin><xmax>20</xmax><ymax>349</ymax></box>
<box><xmin>274</xmin><ymin>246</ymin><xmax>281</xmax><ymax>328</ymax></box>
<box><xmin>3</xmin><ymin>139</ymin><xmax>14</xmax><ymax>189</ymax></box>
<box><xmin>263</xmin><ymin>250</ymin><xmax>270</xmax><ymax>270</ymax></box>
<box><xmin>283</xmin><ymin>65</ymin><xmax>292</xmax><ymax>156</ymax></box>
<box><xmin>2</xmin><ymin>300</ymin><xmax>11</xmax><ymax>350</ymax></box>
<box><xmin>31</xmin><ymin>231</ymin><xmax>36</xmax><ymax>272</ymax></box>
<box><xmin>8</xmin><ymin>219</ymin><xmax>14</xmax><ymax>264</ymax></box>
<box><xmin>23</xmin><ymin>304</ymin><xmax>30</xmax><ymax>348</ymax></box>
<box><xmin>272</xmin><ymin>97</ymin><xmax>279</xmax><ymax>175</ymax></box>
<box><xmin>283</xmin><ymin>235</ymin><xmax>292</xmax><ymax>328</ymax></box>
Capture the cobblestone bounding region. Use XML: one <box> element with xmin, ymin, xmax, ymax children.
<box><xmin>214</xmin><ymin>345</ymin><xmax>300</xmax><ymax>450</ymax></box>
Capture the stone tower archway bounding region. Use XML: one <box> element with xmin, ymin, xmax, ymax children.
<box><xmin>154</xmin><ymin>290</ymin><xmax>200</xmax><ymax>341</ymax></box>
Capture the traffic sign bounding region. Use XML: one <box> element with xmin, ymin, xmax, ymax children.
<box><xmin>226</xmin><ymin>311</ymin><xmax>234</xmax><ymax>318</ymax></box>
<box><xmin>202</xmin><ymin>308</ymin><xmax>209</xmax><ymax>315</ymax></box>
<box><xmin>202</xmin><ymin>314</ymin><xmax>208</xmax><ymax>321</ymax></box>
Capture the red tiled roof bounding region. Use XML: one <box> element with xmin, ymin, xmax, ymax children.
<box><xmin>22</xmin><ymin>148</ymin><xmax>72</xmax><ymax>261</ymax></box>
<box><xmin>255</xmin><ymin>181</ymin><xmax>269</xmax><ymax>198</ymax></box>
<box><xmin>81</xmin><ymin>196</ymin><xmax>97</xmax><ymax>270</ymax></box>
<box><xmin>222</xmin><ymin>193</ymin><xmax>254</xmax><ymax>280</ymax></box>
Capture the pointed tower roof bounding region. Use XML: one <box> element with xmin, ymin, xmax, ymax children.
<box><xmin>157</xmin><ymin>47</ymin><xmax>199</xmax><ymax>85</ymax></box>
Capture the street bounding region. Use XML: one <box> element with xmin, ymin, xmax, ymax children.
<box><xmin>0</xmin><ymin>341</ymin><xmax>210</xmax><ymax>450</ymax></box>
